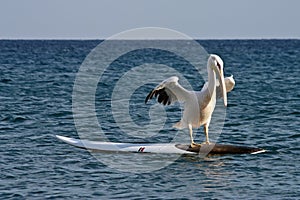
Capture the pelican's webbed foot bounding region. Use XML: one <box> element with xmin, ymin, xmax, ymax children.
<box><xmin>190</xmin><ymin>142</ymin><xmax>201</xmax><ymax>148</ymax></box>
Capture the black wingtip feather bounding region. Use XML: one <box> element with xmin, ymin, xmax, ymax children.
<box><xmin>145</xmin><ymin>88</ymin><xmax>170</xmax><ymax>106</ymax></box>
<box><xmin>145</xmin><ymin>90</ymin><xmax>154</xmax><ymax>104</ymax></box>
<box><xmin>157</xmin><ymin>92</ymin><xmax>164</xmax><ymax>104</ymax></box>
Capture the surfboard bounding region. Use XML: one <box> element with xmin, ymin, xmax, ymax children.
<box><xmin>56</xmin><ymin>135</ymin><xmax>266</xmax><ymax>155</ymax></box>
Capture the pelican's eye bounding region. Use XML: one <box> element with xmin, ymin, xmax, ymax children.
<box><xmin>216</xmin><ymin>62</ymin><xmax>221</xmax><ymax>69</ymax></box>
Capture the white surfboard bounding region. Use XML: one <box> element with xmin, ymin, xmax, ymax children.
<box><xmin>56</xmin><ymin>135</ymin><xmax>266</xmax><ymax>155</ymax></box>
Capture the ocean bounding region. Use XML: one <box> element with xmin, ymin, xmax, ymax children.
<box><xmin>0</xmin><ymin>39</ymin><xmax>299</xmax><ymax>199</ymax></box>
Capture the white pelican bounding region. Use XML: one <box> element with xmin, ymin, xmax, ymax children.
<box><xmin>145</xmin><ymin>54</ymin><xmax>235</xmax><ymax>147</ymax></box>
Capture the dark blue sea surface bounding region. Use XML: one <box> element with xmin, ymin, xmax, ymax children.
<box><xmin>0</xmin><ymin>39</ymin><xmax>299</xmax><ymax>199</ymax></box>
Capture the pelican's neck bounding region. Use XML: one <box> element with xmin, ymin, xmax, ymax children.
<box><xmin>207</xmin><ymin>66</ymin><xmax>217</xmax><ymax>97</ymax></box>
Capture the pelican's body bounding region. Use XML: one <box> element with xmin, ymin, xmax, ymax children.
<box><xmin>145</xmin><ymin>54</ymin><xmax>234</xmax><ymax>147</ymax></box>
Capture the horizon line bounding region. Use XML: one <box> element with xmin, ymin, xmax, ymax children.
<box><xmin>0</xmin><ymin>37</ymin><xmax>299</xmax><ymax>40</ymax></box>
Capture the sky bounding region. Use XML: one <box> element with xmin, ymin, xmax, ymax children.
<box><xmin>0</xmin><ymin>0</ymin><xmax>300</xmax><ymax>39</ymax></box>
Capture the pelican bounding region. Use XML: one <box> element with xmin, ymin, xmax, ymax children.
<box><xmin>145</xmin><ymin>54</ymin><xmax>235</xmax><ymax>147</ymax></box>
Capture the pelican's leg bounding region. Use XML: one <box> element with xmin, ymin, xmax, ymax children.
<box><xmin>204</xmin><ymin>124</ymin><xmax>210</xmax><ymax>144</ymax></box>
<box><xmin>189</xmin><ymin>124</ymin><xmax>200</xmax><ymax>148</ymax></box>
<box><xmin>188</xmin><ymin>124</ymin><xmax>194</xmax><ymax>145</ymax></box>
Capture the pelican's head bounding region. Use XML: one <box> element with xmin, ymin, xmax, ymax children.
<box><xmin>208</xmin><ymin>54</ymin><xmax>227</xmax><ymax>107</ymax></box>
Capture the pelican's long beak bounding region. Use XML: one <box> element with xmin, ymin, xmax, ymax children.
<box><xmin>215</xmin><ymin>67</ymin><xmax>227</xmax><ymax>107</ymax></box>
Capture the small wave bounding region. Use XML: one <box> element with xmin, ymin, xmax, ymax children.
<box><xmin>0</xmin><ymin>78</ymin><xmax>12</xmax><ymax>83</ymax></box>
<box><xmin>1</xmin><ymin>114</ymin><xmax>27</xmax><ymax>122</ymax></box>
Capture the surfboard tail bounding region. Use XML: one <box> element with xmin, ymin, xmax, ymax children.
<box><xmin>176</xmin><ymin>143</ymin><xmax>265</xmax><ymax>155</ymax></box>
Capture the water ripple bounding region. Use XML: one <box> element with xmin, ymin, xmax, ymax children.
<box><xmin>0</xmin><ymin>40</ymin><xmax>299</xmax><ymax>199</ymax></box>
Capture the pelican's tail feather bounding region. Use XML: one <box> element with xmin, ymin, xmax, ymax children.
<box><xmin>173</xmin><ymin>121</ymin><xmax>184</xmax><ymax>129</ymax></box>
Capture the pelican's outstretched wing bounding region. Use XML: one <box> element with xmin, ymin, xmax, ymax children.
<box><xmin>201</xmin><ymin>75</ymin><xmax>235</xmax><ymax>98</ymax></box>
<box><xmin>145</xmin><ymin>76</ymin><xmax>190</xmax><ymax>105</ymax></box>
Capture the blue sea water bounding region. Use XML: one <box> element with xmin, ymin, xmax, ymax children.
<box><xmin>0</xmin><ymin>39</ymin><xmax>299</xmax><ymax>199</ymax></box>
